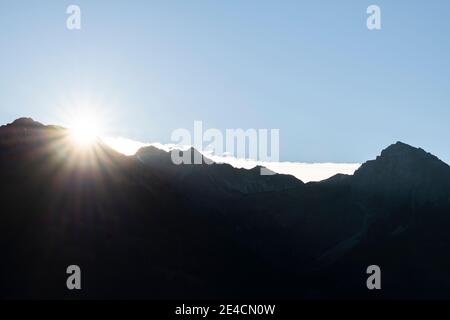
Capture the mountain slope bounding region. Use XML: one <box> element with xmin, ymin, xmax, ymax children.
<box><xmin>352</xmin><ymin>141</ymin><xmax>450</xmax><ymax>202</ymax></box>
<box><xmin>1</xmin><ymin>118</ymin><xmax>450</xmax><ymax>299</ymax></box>
<box><xmin>136</xmin><ymin>145</ymin><xmax>302</xmax><ymax>196</ymax></box>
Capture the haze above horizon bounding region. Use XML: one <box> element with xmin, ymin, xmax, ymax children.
<box><xmin>1</xmin><ymin>1</ymin><xmax>450</xmax><ymax>165</ymax></box>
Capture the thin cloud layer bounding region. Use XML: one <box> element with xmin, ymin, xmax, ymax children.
<box><xmin>103</xmin><ymin>136</ymin><xmax>361</xmax><ymax>183</ymax></box>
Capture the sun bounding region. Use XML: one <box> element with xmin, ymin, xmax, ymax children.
<box><xmin>69</xmin><ymin>112</ymin><xmax>103</xmax><ymax>147</ymax></box>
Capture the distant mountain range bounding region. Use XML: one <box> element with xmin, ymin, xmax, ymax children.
<box><xmin>1</xmin><ymin>118</ymin><xmax>450</xmax><ymax>299</ymax></box>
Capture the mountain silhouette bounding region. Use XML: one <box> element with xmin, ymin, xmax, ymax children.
<box><xmin>1</xmin><ymin>118</ymin><xmax>450</xmax><ymax>299</ymax></box>
<box><xmin>352</xmin><ymin>141</ymin><xmax>450</xmax><ymax>202</ymax></box>
<box><xmin>136</xmin><ymin>145</ymin><xmax>302</xmax><ymax>197</ymax></box>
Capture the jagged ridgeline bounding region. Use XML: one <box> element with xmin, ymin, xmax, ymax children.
<box><xmin>1</xmin><ymin>118</ymin><xmax>450</xmax><ymax>299</ymax></box>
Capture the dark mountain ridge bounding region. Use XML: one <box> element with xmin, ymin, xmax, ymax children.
<box><xmin>352</xmin><ymin>141</ymin><xmax>450</xmax><ymax>202</ymax></box>
<box><xmin>1</xmin><ymin>118</ymin><xmax>450</xmax><ymax>299</ymax></box>
<box><xmin>136</xmin><ymin>145</ymin><xmax>302</xmax><ymax>197</ymax></box>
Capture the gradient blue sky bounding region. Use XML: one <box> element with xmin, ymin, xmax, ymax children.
<box><xmin>1</xmin><ymin>0</ymin><xmax>449</xmax><ymax>163</ymax></box>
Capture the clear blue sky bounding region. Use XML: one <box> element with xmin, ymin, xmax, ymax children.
<box><xmin>1</xmin><ymin>0</ymin><xmax>449</xmax><ymax>163</ymax></box>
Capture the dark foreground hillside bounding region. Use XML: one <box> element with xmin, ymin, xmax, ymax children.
<box><xmin>1</xmin><ymin>118</ymin><xmax>450</xmax><ymax>299</ymax></box>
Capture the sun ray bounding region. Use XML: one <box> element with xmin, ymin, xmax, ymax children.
<box><xmin>69</xmin><ymin>111</ymin><xmax>103</xmax><ymax>147</ymax></box>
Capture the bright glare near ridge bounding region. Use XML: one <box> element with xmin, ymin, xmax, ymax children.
<box><xmin>68</xmin><ymin>110</ymin><xmax>103</xmax><ymax>147</ymax></box>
